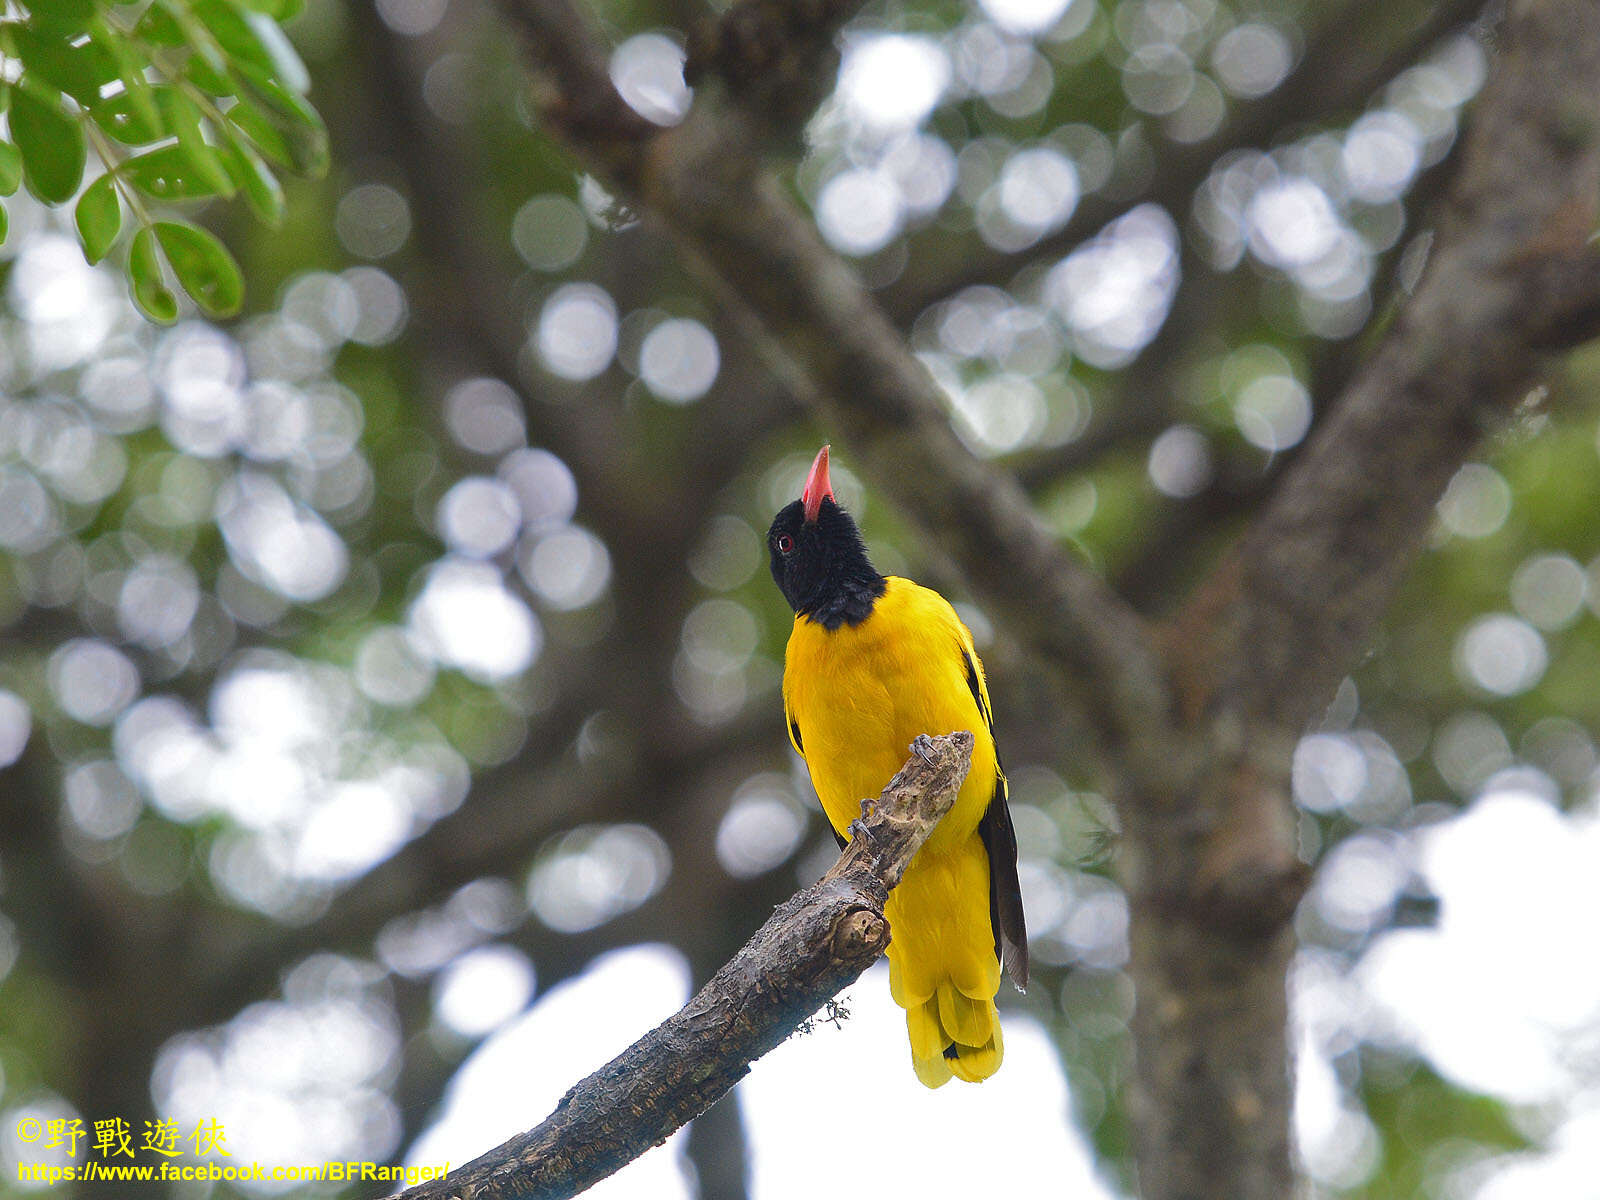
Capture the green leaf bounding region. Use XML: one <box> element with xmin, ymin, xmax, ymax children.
<box><xmin>193</xmin><ymin>0</ymin><xmax>281</xmax><ymax>80</ymax></box>
<box><xmin>223</xmin><ymin>97</ymin><xmax>295</xmax><ymax>171</ymax></box>
<box><xmin>26</xmin><ymin>0</ymin><xmax>96</xmax><ymax>35</ymax></box>
<box><xmin>12</xmin><ymin>23</ymin><xmax>118</xmax><ymax>105</ymax></box>
<box><xmin>1360</xmin><ymin>1062</ymin><xmax>1531</xmax><ymax>1200</ymax></box>
<box><xmin>158</xmin><ymin>90</ymin><xmax>235</xmax><ymax>196</ymax></box>
<box><xmin>154</xmin><ymin>0</ymin><xmax>230</xmax><ymax>72</ymax></box>
<box><xmin>133</xmin><ymin>4</ymin><xmax>186</xmax><ymax>46</ymax></box>
<box><xmin>215</xmin><ymin>134</ymin><xmax>284</xmax><ymax>226</ymax></box>
<box><xmin>187</xmin><ymin>55</ymin><xmax>235</xmax><ymax>96</ymax></box>
<box><xmin>154</xmin><ymin>220</ymin><xmax>243</xmax><ymax>317</ymax></box>
<box><xmin>90</xmin><ymin>16</ymin><xmax>163</xmax><ymax>133</ymax></box>
<box><xmin>0</xmin><ymin>141</ymin><xmax>22</xmax><ymax>196</ymax></box>
<box><xmin>134</xmin><ymin>3</ymin><xmax>231</xmax><ymax>92</ymax></box>
<box><xmin>233</xmin><ymin>65</ymin><xmax>327</xmax><ymax>176</ymax></box>
<box><xmin>128</xmin><ymin>226</ymin><xmax>179</xmax><ymax>323</ymax></box>
<box><xmin>89</xmin><ymin>87</ymin><xmax>171</xmax><ymax>146</ymax></box>
<box><xmin>0</xmin><ymin>203</ymin><xmax>8</xmax><ymax>247</ymax></box>
<box><xmin>123</xmin><ymin>144</ymin><xmax>224</xmax><ymax>200</ymax></box>
<box><xmin>241</xmin><ymin>9</ymin><xmax>310</xmax><ymax>92</ymax></box>
<box><xmin>9</xmin><ymin>85</ymin><xmax>86</xmax><ymax>204</ymax></box>
<box><xmin>235</xmin><ymin>0</ymin><xmax>304</xmax><ymax>18</ymax></box>
<box><xmin>74</xmin><ymin>175</ymin><xmax>122</xmax><ymax>263</ymax></box>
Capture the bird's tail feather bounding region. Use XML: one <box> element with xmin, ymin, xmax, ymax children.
<box><xmin>906</xmin><ymin>983</ymin><xmax>1004</xmax><ymax>1089</ymax></box>
<box><xmin>886</xmin><ymin>846</ymin><xmax>1005</xmax><ymax>1088</ymax></box>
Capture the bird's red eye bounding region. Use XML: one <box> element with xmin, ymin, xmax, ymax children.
<box><xmin>776</xmin><ymin>534</ymin><xmax>794</xmax><ymax>554</ymax></box>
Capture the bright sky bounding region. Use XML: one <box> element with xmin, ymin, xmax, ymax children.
<box><xmin>408</xmin><ymin>951</ymin><xmax>1122</xmax><ymax>1200</ymax></box>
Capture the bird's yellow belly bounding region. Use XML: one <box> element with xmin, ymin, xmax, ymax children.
<box><xmin>785</xmin><ymin>617</ymin><xmax>997</xmax><ymax>852</ymax></box>
<box><xmin>805</xmin><ymin>710</ymin><xmax>995</xmax><ymax>852</ymax></box>
<box><xmin>780</xmin><ymin>575</ymin><xmax>1010</xmax><ymax>1087</ymax></box>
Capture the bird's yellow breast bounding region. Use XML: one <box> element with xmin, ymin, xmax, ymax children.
<box><xmin>782</xmin><ymin>576</ymin><xmax>997</xmax><ymax>849</ymax></box>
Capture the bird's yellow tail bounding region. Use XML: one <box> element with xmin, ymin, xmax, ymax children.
<box><xmin>905</xmin><ymin>982</ymin><xmax>1004</xmax><ymax>1088</ymax></box>
<box><xmin>885</xmin><ymin>845</ymin><xmax>1005</xmax><ymax>1088</ymax></box>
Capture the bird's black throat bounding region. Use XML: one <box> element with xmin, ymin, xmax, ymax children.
<box><xmin>767</xmin><ymin>497</ymin><xmax>886</xmax><ymax>630</ymax></box>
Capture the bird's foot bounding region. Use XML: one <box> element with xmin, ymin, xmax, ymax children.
<box><xmin>848</xmin><ymin>810</ymin><xmax>881</xmax><ymax>848</ymax></box>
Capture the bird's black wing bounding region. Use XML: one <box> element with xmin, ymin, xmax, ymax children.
<box><xmin>785</xmin><ymin>693</ymin><xmax>845</xmax><ymax>850</ymax></box>
<box><xmin>964</xmin><ymin>648</ymin><xmax>1029</xmax><ymax>991</ymax></box>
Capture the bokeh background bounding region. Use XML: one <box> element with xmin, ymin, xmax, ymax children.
<box><xmin>3</xmin><ymin>0</ymin><xmax>1599</xmax><ymax>1195</ymax></box>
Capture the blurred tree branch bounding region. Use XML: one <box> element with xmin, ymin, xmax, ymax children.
<box><xmin>952</xmin><ymin>0</ymin><xmax>1489</xmax><ymax>508</ymax></box>
<box><xmin>1039</xmin><ymin>109</ymin><xmax>1477</xmax><ymax>610</ymax></box>
<box><xmin>884</xmin><ymin>0</ymin><xmax>1491</xmax><ymax>322</ymax></box>
<box><xmin>1128</xmin><ymin>2</ymin><xmax>1600</xmax><ymax>1195</ymax></box>
<box><xmin>684</xmin><ymin>0</ymin><xmax>866</xmax><ymax>140</ymax></box>
<box><xmin>472</xmin><ymin>2</ymin><xmax>1600</xmax><ymax>1199</ymax></box>
<box><xmin>393</xmin><ymin>732</ymin><xmax>972</xmax><ymax>1200</ymax></box>
<box><xmin>21</xmin><ymin>0</ymin><xmax>1588</xmax><ymax>1196</ymax></box>
<box><xmin>182</xmin><ymin>701</ymin><xmax>781</xmax><ymax>1033</ymax></box>
<box><xmin>1177</xmin><ymin>0</ymin><xmax>1600</xmax><ymax>740</ymax></box>
<box><xmin>493</xmin><ymin>0</ymin><xmax>1176</xmax><ymax>782</ymax></box>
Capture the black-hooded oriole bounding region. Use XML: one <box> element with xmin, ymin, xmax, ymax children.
<box><xmin>768</xmin><ymin>445</ymin><xmax>1027</xmax><ymax>1087</ymax></box>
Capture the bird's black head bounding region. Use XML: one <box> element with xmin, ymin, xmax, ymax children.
<box><xmin>767</xmin><ymin>445</ymin><xmax>886</xmax><ymax>630</ymax></box>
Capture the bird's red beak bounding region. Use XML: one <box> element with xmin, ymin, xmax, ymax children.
<box><xmin>801</xmin><ymin>444</ymin><xmax>833</xmax><ymax>524</ymax></box>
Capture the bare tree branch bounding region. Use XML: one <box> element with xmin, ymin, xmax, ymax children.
<box><xmin>393</xmin><ymin>732</ymin><xmax>972</xmax><ymax>1200</ymax></box>
<box><xmin>382</xmin><ymin>802</ymin><xmax>809</xmax><ymax>1192</ymax></box>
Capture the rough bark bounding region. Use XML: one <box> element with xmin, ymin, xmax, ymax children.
<box><xmin>392</xmin><ymin>732</ymin><xmax>971</xmax><ymax>1200</ymax></box>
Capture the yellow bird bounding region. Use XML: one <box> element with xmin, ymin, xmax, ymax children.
<box><xmin>767</xmin><ymin>445</ymin><xmax>1027</xmax><ymax>1087</ymax></box>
